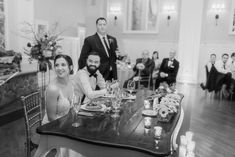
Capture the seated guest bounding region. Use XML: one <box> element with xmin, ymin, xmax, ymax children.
<box><xmin>42</xmin><ymin>54</ymin><xmax>83</xmax><ymax>157</ymax></box>
<box><xmin>200</xmin><ymin>53</ymin><xmax>217</xmax><ymax>91</ymax></box>
<box><xmin>230</xmin><ymin>52</ymin><xmax>235</xmax><ymax>94</ymax></box>
<box><xmin>155</xmin><ymin>50</ymin><xmax>179</xmax><ymax>89</ymax></box>
<box><xmin>215</xmin><ymin>53</ymin><xmax>232</xmax><ymax>97</ymax></box>
<box><xmin>152</xmin><ymin>51</ymin><xmax>161</xmax><ymax>79</ymax></box>
<box><xmin>123</xmin><ymin>50</ymin><xmax>155</xmax><ymax>89</ymax></box>
<box><xmin>73</xmin><ymin>51</ymin><xmax>117</xmax><ymax>103</ymax></box>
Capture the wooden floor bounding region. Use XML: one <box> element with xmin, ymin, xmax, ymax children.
<box><xmin>0</xmin><ymin>84</ymin><xmax>234</xmax><ymax>157</ymax></box>
<box><xmin>177</xmin><ymin>84</ymin><xmax>235</xmax><ymax>157</ymax></box>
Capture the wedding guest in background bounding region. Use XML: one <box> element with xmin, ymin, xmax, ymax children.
<box><xmin>215</xmin><ymin>53</ymin><xmax>232</xmax><ymax>97</ymax></box>
<box><xmin>155</xmin><ymin>50</ymin><xmax>179</xmax><ymax>89</ymax></box>
<box><xmin>73</xmin><ymin>51</ymin><xmax>118</xmax><ymax>103</ymax></box>
<box><xmin>41</xmin><ymin>54</ymin><xmax>82</xmax><ymax>157</ymax></box>
<box><xmin>229</xmin><ymin>52</ymin><xmax>235</xmax><ymax>94</ymax></box>
<box><xmin>152</xmin><ymin>51</ymin><xmax>161</xmax><ymax>79</ymax></box>
<box><xmin>123</xmin><ymin>50</ymin><xmax>155</xmax><ymax>89</ymax></box>
<box><xmin>200</xmin><ymin>53</ymin><xmax>217</xmax><ymax>91</ymax></box>
<box><xmin>78</xmin><ymin>17</ymin><xmax>118</xmax><ymax>81</ymax></box>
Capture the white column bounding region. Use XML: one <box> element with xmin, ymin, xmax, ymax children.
<box><xmin>177</xmin><ymin>0</ymin><xmax>204</xmax><ymax>84</ymax></box>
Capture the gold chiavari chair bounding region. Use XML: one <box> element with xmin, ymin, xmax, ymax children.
<box><xmin>21</xmin><ymin>91</ymin><xmax>42</xmax><ymax>157</ymax></box>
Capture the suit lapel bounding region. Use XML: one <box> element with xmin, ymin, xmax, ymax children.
<box><xmin>95</xmin><ymin>33</ymin><xmax>109</xmax><ymax>58</ymax></box>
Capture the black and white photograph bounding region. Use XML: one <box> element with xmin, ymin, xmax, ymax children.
<box><xmin>0</xmin><ymin>0</ymin><xmax>235</xmax><ymax>157</ymax></box>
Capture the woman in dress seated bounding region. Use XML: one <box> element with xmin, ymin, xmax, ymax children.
<box><xmin>42</xmin><ymin>54</ymin><xmax>83</xmax><ymax>157</ymax></box>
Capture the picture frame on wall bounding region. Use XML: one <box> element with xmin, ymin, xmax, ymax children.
<box><xmin>34</xmin><ymin>20</ymin><xmax>49</xmax><ymax>35</ymax></box>
<box><xmin>0</xmin><ymin>0</ymin><xmax>5</xmax><ymax>49</ymax></box>
<box><xmin>229</xmin><ymin>0</ymin><xmax>235</xmax><ymax>35</ymax></box>
<box><xmin>123</xmin><ymin>0</ymin><xmax>160</xmax><ymax>34</ymax></box>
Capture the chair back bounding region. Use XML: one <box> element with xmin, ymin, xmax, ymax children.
<box><xmin>137</xmin><ymin>68</ymin><xmax>154</xmax><ymax>90</ymax></box>
<box><xmin>21</xmin><ymin>91</ymin><xmax>42</xmax><ymax>157</ymax></box>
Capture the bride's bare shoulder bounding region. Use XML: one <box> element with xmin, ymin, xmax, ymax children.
<box><xmin>46</xmin><ymin>81</ymin><xmax>60</xmax><ymax>94</ymax></box>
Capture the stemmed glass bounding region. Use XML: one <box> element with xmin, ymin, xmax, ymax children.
<box><xmin>111</xmin><ymin>88</ymin><xmax>122</xmax><ymax>118</ymax></box>
<box><xmin>127</xmin><ymin>80</ymin><xmax>136</xmax><ymax>95</ymax></box>
<box><xmin>72</xmin><ymin>95</ymin><xmax>81</xmax><ymax>127</ymax></box>
<box><xmin>126</xmin><ymin>80</ymin><xmax>136</xmax><ymax>102</ymax></box>
<box><xmin>106</xmin><ymin>80</ymin><xmax>112</xmax><ymax>95</ymax></box>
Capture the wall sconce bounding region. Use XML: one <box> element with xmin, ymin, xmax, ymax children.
<box><xmin>109</xmin><ymin>5</ymin><xmax>121</xmax><ymax>25</ymax></box>
<box><xmin>211</xmin><ymin>3</ymin><xmax>225</xmax><ymax>26</ymax></box>
<box><xmin>163</xmin><ymin>5</ymin><xmax>176</xmax><ymax>26</ymax></box>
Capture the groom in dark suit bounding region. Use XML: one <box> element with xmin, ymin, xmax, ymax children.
<box><xmin>155</xmin><ymin>50</ymin><xmax>179</xmax><ymax>89</ymax></box>
<box><xmin>78</xmin><ymin>17</ymin><xmax>118</xmax><ymax>81</ymax></box>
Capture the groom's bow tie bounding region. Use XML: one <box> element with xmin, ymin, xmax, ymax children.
<box><xmin>89</xmin><ymin>73</ymin><xmax>97</xmax><ymax>78</ymax></box>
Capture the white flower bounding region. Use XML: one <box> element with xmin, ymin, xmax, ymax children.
<box><xmin>43</xmin><ymin>50</ymin><xmax>52</xmax><ymax>57</ymax></box>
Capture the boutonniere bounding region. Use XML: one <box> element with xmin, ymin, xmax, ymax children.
<box><xmin>108</xmin><ymin>38</ymin><xmax>113</xmax><ymax>44</ymax></box>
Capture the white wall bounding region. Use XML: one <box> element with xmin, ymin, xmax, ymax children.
<box><xmin>198</xmin><ymin>0</ymin><xmax>235</xmax><ymax>83</ymax></box>
<box><xmin>106</xmin><ymin>0</ymin><xmax>179</xmax><ymax>59</ymax></box>
<box><xmin>34</xmin><ymin>0</ymin><xmax>86</xmax><ymax>37</ymax></box>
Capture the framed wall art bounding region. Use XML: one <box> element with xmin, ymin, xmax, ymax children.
<box><xmin>229</xmin><ymin>0</ymin><xmax>235</xmax><ymax>35</ymax></box>
<box><xmin>123</xmin><ymin>0</ymin><xmax>160</xmax><ymax>34</ymax></box>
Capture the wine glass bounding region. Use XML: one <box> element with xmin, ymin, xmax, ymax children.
<box><xmin>72</xmin><ymin>95</ymin><xmax>81</xmax><ymax>127</ymax></box>
<box><xmin>111</xmin><ymin>88</ymin><xmax>122</xmax><ymax>118</ymax></box>
<box><xmin>106</xmin><ymin>80</ymin><xmax>112</xmax><ymax>95</ymax></box>
<box><xmin>127</xmin><ymin>80</ymin><xmax>136</xmax><ymax>95</ymax></box>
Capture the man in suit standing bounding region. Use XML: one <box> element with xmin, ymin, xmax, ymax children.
<box><xmin>78</xmin><ymin>17</ymin><xmax>118</xmax><ymax>81</ymax></box>
<box><xmin>155</xmin><ymin>50</ymin><xmax>179</xmax><ymax>89</ymax></box>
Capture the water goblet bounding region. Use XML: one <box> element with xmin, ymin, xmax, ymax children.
<box><xmin>111</xmin><ymin>98</ymin><xmax>121</xmax><ymax>118</ymax></box>
<box><xmin>106</xmin><ymin>80</ymin><xmax>112</xmax><ymax>95</ymax></box>
<box><xmin>126</xmin><ymin>80</ymin><xmax>136</xmax><ymax>102</ymax></box>
<box><xmin>72</xmin><ymin>95</ymin><xmax>81</xmax><ymax>127</ymax></box>
<box><xmin>127</xmin><ymin>80</ymin><xmax>136</xmax><ymax>95</ymax></box>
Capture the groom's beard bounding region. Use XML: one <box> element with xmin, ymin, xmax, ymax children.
<box><xmin>86</xmin><ymin>65</ymin><xmax>98</xmax><ymax>74</ymax></box>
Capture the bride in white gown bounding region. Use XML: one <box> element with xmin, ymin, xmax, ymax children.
<box><xmin>42</xmin><ymin>54</ymin><xmax>83</xmax><ymax>157</ymax></box>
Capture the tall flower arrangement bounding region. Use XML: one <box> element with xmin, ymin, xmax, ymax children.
<box><xmin>23</xmin><ymin>22</ymin><xmax>63</xmax><ymax>72</ymax></box>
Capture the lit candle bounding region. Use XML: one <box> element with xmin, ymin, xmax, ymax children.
<box><xmin>180</xmin><ymin>135</ymin><xmax>187</xmax><ymax>146</ymax></box>
<box><xmin>144</xmin><ymin>100</ymin><xmax>151</xmax><ymax>109</ymax></box>
<box><xmin>154</xmin><ymin>126</ymin><xmax>162</xmax><ymax>138</ymax></box>
<box><xmin>144</xmin><ymin>128</ymin><xmax>150</xmax><ymax>135</ymax></box>
<box><xmin>179</xmin><ymin>145</ymin><xmax>187</xmax><ymax>157</ymax></box>
<box><xmin>144</xmin><ymin>117</ymin><xmax>152</xmax><ymax>128</ymax></box>
<box><xmin>185</xmin><ymin>131</ymin><xmax>194</xmax><ymax>143</ymax></box>
<box><xmin>186</xmin><ymin>152</ymin><xmax>195</xmax><ymax>157</ymax></box>
<box><xmin>187</xmin><ymin>141</ymin><xmax>195</xmax><ymax>153</ymax></box>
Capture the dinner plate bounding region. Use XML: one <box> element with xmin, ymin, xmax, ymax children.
<box><xmin>142</xmin><ymin>110</ymin><xmax>158</xmax><ymax>117</ymax></box>
<box><xmin>81</xmin><ymin>104</ymin><xmax>106</xmax><ymax>112</ymax></box>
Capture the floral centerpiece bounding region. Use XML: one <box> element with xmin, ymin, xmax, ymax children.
<box><xmin>153</xmin><ymin>93</ymin><xmax>181</xmax><ymax>122</ymax></box>
<box><xmin>23</xmin><ymin>22</ymin><xmax>63</xmax><ymax>72</ymax></box>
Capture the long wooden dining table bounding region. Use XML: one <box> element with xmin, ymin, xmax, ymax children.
<box><xmin>34</xmin><ymin>90</ymin><xmax>184</xmax><ymax>157</ymax></box>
